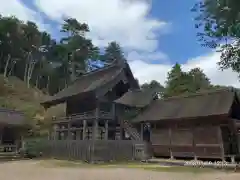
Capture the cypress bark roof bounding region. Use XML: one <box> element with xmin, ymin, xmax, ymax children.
<box><xmin>41</xmin><ymin>63</ymin><xmax>138</xmax><ymax>108</ymax></box>
<box><xmin>132</xmin><ymin>89</ymin><xmax>237</xmax><ymax>123</ymax></box>
<box><xmin>114</xmin><ymin>89</ymin><xmax>157</xmax><ymax>108</ymax></box>
<box><xmin>0</xmin><ymin>108</ymin><xmax>26</xmax><ymax>125</ymax></box>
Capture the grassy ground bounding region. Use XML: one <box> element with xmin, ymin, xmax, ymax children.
<box><xmin>38</xmin><ymin>159</ymin><xmax>224</xmax><ymax>174</ymax></box>
<box><xmin>0</xmin><ymin>75</ymin><xmax>65</xmax><ymax>129</ymax></box>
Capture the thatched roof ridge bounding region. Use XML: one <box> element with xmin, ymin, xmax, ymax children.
<box><xmin>132</xmin><ymin>88</ymin><xmax>237</xmax><ymax>123</ymax></box>
<box><xmin>41</xmin><ymin>62</ymin><xmax>138</xmax><ymax>108</ymax></box>
<box><xmin>0</xmin><ymin>108</ymin><xmax>26</xmax><ymax>125</ymax></box>
<box><xmin>114</xmin><ymin>88</ymin><xmax>158</xmax><ymax>108</ymax></box>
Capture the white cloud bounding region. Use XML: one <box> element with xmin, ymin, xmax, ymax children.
<box><xmin>0</xmin><ymin>0</ymin><xmax>33</xmax><ymax>21</ymax></box>
<box><xmin>34</xmin><ymin>0</ymin><xmax>168</xmax><ymax>52</ymax></box>
<box><xmin>127</xmin><ymin>51</ymin><xmax>169</xmax><ymax>63</ymax></box>
<box><xmin>130</xmin><ymin>51</ymin><xmax>240</xmax><ymax>87</ymax></box>
<box><xmin>0</xmin><ymin>0</ymin><xmax>48</xmax><ymax>31</ymax></box>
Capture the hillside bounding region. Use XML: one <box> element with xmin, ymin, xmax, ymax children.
<box><xmin>0</xmin><ymin>75</ymin><xmax>65</xmax><ymax>129</ymax></box>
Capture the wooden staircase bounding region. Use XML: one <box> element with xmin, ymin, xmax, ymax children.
<box><xmin>121</xmin><ymin>119</ymin><xmax>141</xmax><ymax>140</ymax></box>
<box><xmin>120</xmin><ymin>119</ymin><xmax>153</xmax><ymax>160</ymax></box>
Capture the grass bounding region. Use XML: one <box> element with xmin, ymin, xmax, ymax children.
<box><xmin>38</xmin><ymin>159</ymin><xmax>220</xmax><ymax>174</ymax></box>
<box><xmin>0</xmin><ymin>75</ymin><xmax>65</xmax><ymax>130</ymax></box>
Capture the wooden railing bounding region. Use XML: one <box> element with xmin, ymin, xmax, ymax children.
<box><xmin>122</xmin><ymin>119</ymin><xmax>141</xmax><ymax>141</ymax></box>
<box><xmin>52</xmin><ymin>110</ymin><xmax>113</xmax><ymax>122</ymax></box>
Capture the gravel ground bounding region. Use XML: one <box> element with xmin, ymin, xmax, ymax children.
<box><xmin>1</xmin><ymin>160</ymin><xmax>240</xmax><ymax>180</ymax></box>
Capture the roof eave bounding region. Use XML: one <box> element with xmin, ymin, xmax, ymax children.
<box><xmin>132</xmin><ymin>113</ymin><xmax>230</xmax><ymax>124</ymax></box>
<box><xmin>41</xmin><ymin>91</ymin><xmax>95</xmax><ymax>109</ymax></box>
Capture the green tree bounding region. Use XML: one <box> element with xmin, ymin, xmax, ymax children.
<box><xmin>192</xmin><ymin>0</ymin><xmax>240</xmax><ymax>75</ymax></box>
<box><xmin>141</xmin><ymin>80</ymin><xmax>165</xmax><ymax>97</ymax></box>
<box><xmin>164</xmin><ymin>64</ymin><xmax>212</xmax><ymax>97</ymax></box>
<box><xmin>60</xmin><ymin>18</ymin><xmax>99</xmax><ymax>82</ymax></box>
<box><xmin>21</xmin><ymin>21</ymin><xmax>42</xmax><ymax>87</ymax></box>
<box><xmin>102</xmin><ymin>41</ymin><xmax>126</xmax><ymax>65</ymax></box>
<box><xmin>188</xmin><ymin>68</ymin><xmax>211</xmax><ymax>92</ymax></box>
<box><xmin>0</xmin><ymin>16</ymin><xmax>23</xmax><ymax>77</ymax></box>
<box><xmin>164</xmin><ymin>63</ymin><xmax>190</xmax><ymax>97</ymax></box>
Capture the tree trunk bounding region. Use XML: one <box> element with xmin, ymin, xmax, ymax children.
<box><xmin>27</xmin><ymin>60</ymin><xmax>37</xmax><ymax>88</ymax></box>
<box><xmin>71</xmin><ymin>62</ymin><xmax>75</xmax><ymax>82</ymax></box>
<box><xmin>46</xmin><ymin>75</ymin><xmax>50</xmax><ymax>93</ymax></box>
<box><xmin>35</xmin><ymin>75</ymin><xmax>39</xmax><ymax>89</ymax></box>
<box><xmin>65</xmin><ymin>78</ymin><xmax>68</xmax><ymax>88</ymax></box>
<box><xmin>24</xmin><ymin>52</ymin><xmax>31</xmax><ymax>82</ymax></box>
<box><xmin>4</xmin><ymin>54</ymin><xmax>11</xmax><ymax>78</ymax></box>
<box><xmin>8</xmin><ymin>61</ymin><xmax>16</xmax><ymax>76</ymax></box>
<box><xmin>0</xmin><ymin>53</ymin><xmax>3</xmax><ymax>70</ymax></box>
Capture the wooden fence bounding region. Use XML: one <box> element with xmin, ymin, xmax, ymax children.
<box><xmin>32</xmin><ymin>140</ymin><xmax>151</xmax><ymax>162</ymax></box>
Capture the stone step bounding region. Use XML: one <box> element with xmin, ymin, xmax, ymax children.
<box><xmin>0</xmin><ymin>152</ymin><xmax>22</xmax><ymax>161</ymax></box>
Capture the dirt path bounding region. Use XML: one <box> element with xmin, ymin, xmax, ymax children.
<box><xmin>0</xmin><ymin>160</ymin><xmax>240</xmax><ymax>180</ymax></box>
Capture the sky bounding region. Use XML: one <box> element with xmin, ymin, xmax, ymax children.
<box><xmin>0</xmin><ymin>0</ymin><xmax>239</xmax><ymax>87</ymax></box>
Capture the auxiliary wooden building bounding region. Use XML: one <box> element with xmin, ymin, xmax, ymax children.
<box><xmin>131</xmin><ymin>89</ymin><xmax>240</xmax><ymax>160</ymax></box>
<box><xmin>0</xmin><ymin>108</ymin><xmax>27</xmax><ymax>153</ymax></box>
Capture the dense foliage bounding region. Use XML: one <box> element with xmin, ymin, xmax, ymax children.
<box><xmin>164</xmin><ymin>63</ymin><xmax>213</xmax><ymax>97</ymax></box>
<box><xmin>192</xmin><ymin>0</ymin><xmax>240</xmax><ymax>75</ymax></box>
<box><xmin>141</xmin><ymin>63</ymin><xmax>215</xmax><ymax>98</ymax></box>
<box><xmin>0</xmin><ymin>15</ymin><xmax>122</xmax><ymax>95</ymax></box>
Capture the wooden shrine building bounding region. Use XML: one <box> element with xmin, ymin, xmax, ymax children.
<box><xmin>131</xmin><ymin>89</ymin><xmax>240</xmax><ymax>160</ymax></box>
<box><xmin>0</xmin><ymin>108</ymin><xmax>27</xmax><ymax>153</ymax></box>
<box><xmin>41</xmin><ymin>62</ymin><xmax>140</xmax><ymax>141</ymax></box>
<box><xmin>40</xmin><ymin>62</ymin><xmax>152</xmax><ymax>161</ymax></box>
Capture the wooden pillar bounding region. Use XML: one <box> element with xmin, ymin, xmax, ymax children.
<box><xmin>82</xmin><ymin>120</ymin><xmax>87</xmax><ymax>140</ymax></box>
<box><xmin>237</xmin><ymin>129</ymin><xmax>240</xmax><ymax>154</ymax></box>
<box><xmin>74</xmin><ymin>131</ymin><xmax>79</xmax><ymax>140</ymax></box>
<box><xmin>192</xmin><ymin>127</ymin><xmax>197</xmax><ymax>160</ymax></box>
<box><xmin>67</xmin><ymin>122</ymin><xmax>71</xmax><ymax>140</ymax></box>
<box><xmin>93</xmin><ymin>120</ymin><xmax>99</xmax><ymax>140</ymax></box>
<box><xmin>47</xmin><ymin>129</ymin><xmax>51</xmax><ymax>140</ymax></box>
<box><xmin>169</xmin><ymin>127</ymin><xmax>173</xmax><ymax>159</ymax></box>
<box><xmin>53</xmin><ymin>124</ymin><xmax>58</xmax><ymax>140</ymax></box>
<box><xmin>112</xmin><ymin>103</ymin><xmax>116</xmax><ymax>119</ymax></box>
<box><xmin>120</xmin><ymin>126</ymin><xmax>124</xmax><ymax>140</ymax></box>
<box><xmin>21</xmin><ymin>135</ymin><xmax>25</xmax><ymax>149</ymax></box>
<box><xmin>94</xmin><ymin>103</ymin><xmax>99</xmax><ymax>140</ymax></box>
<box><xmin>140</xmin><ymin>123</ymin><xmax>144</xmax><ymax>141</ymax></box>
<box><xmin>218</xmin><ymin>126</ymin><xmax>225</xmax><ymax>161</ymax></box>
<box><xmin>104</xmin><ymin>120</ymin><xmax>108</xmax><ymax>140</ymax></box>
<box><xmin>149</xmin><ymin>123</ymin><xmax>152</xmax><ymax>142</ymax></box>
<box><xmin>0</xmin><ymin>126</ymin><xmax>3</xmax><ymax>144</ymax></box>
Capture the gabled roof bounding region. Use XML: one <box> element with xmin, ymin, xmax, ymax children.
<box><xmin>132</xmin><ymin>89</ymin><xmax>237</xmax><ymax>123</ymax></box>
<box><xmin>41</xmin><ymin>62</ymin><xmax>138</xmax><ymax>108</ymax></box>
<box><xmin>0</xmin><ymin>108</ymin><xmax>26</xmax><ymax>125</ymax></box>
<box><xmin>114</xmin><ymin>89</ymin><xmax>157</xmax><ymax>108</ymax></box>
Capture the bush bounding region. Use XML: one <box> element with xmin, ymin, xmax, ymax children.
<box><xmin>23</xmin><ymin>137</ymin><xmax>47</xmax><ymax>158</ymax></box>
